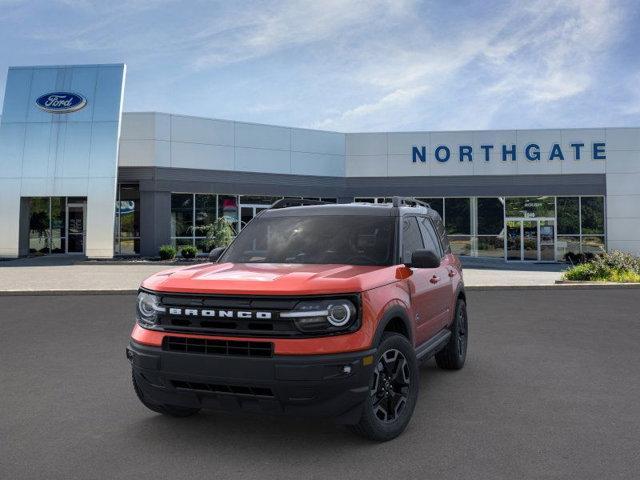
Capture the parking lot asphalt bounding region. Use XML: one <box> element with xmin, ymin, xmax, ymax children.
<box><xmin>1</xmin><ymin>289</ymin><xmax>639</xmax><ymax>480</ymax></box>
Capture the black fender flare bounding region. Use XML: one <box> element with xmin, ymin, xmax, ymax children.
<box><xmin>372</xmin><ymin>304</ymin><xmax>414</xmax><ymax>347</ymax></box>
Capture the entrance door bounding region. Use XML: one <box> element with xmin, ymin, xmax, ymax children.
<box><xmin>539</xmin><ymin>220</ymin><xmax>555</xmax><ymax>261</ymax></box>
<box><xmin>522</xmin><ymin>220</ymin><xmax>538</xmax><ymax>261</ymax></box>
<box><xmin>505</xmin><ymin>219</ymin><xmax>555</xmax><ymax>261</ymax></box>
<box><xmin>66</xmin><ymin>203</ymin><xmax>86</xmax><ymax>254</ymax></box>
<box><xmin>506</xmin><ymin>220</ymin><xmax>522</xmax><ymax>260</ymax></box>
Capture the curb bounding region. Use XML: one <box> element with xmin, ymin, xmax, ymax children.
<box><xmin>2</xmin><ymin>283</ymin><xmax>640</xmax><ymax>295</ymax></box>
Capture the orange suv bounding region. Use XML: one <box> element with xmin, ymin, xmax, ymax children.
<box><xmin>127</xmin><ymin>197</ymin><xmax>468</xmax><ymax>441</ymax></box>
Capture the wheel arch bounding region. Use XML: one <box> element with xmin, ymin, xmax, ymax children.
<box><xmin>372</xmin><ymin>305</ymin><xmax>414</xmax><ymax>347</ymax></box>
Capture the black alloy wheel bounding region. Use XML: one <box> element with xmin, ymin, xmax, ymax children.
<box><xmin>435</xmin><ymin>298</ymin><xmax>468</xmax><ymax>370</ymax></box>
<box><xmin>350</xmin><ymin>333</ymin><xmax>419</xmax><ymax>441</ymax></box>
<box><xmin>371</xmin><ymin>348</ymin><xmax>411</xmax><ymax>423</ymax></box>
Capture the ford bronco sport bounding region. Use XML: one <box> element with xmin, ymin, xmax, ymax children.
<box><xmin>127</xmin><ymin>197</ymin><xmax>468</xmax><ymax>441</ymax></box>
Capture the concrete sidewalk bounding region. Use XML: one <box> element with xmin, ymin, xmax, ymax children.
<box><xmin>0</xmin><ymin>256</ymin><xmax>566</xmax><ymax>293</ymax></box>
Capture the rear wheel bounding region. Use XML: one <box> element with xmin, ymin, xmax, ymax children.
<box><xmin>435</xmin><ymin>298</ymin><xmax>468</xmax><ymax>370</ymax></box>
<box><xmin>350</xmin><ymin>333</ymin><xmax>419</xmax><ymax>441</ymax></box>
<box><xmin>132</xmin><ymin>371</ymin><xmax>200</xmax><ymax>417</ymax></box>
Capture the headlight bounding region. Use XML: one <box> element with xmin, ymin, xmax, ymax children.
<box><xmin>281</xmin><ymin>298</ymin><xmax>358</xmax><ymax>334</ymax></box>
<box><xmin>136</xmin><ymin>291</ymin><xmax>165</xmax><ymax>327</ymax></box>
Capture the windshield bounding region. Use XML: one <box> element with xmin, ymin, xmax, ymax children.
<box><xmin>220</xmin><ymin>215</ymin><xmax>396</xmax><ymax>266</ymax></box>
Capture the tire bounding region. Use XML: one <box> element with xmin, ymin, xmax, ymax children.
<box><xmin>132</xmin><ymin>371</ymin><xmax>200</xmax><ymax>417</ymax></box>
<box><xmin>350</xmin><ymin>333</ymin><xmax>419</xmax><ymax>441</ymax></box>
<box><xmin>435</xmin><ymin>298</ymin><xmax>468</xmax><ymax>370</ymax></box>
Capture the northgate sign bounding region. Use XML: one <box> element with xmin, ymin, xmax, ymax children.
<box><xmin>411</xmin><ymin>142</ymin><xmax>606</xmax><ymax>163</ymax></box>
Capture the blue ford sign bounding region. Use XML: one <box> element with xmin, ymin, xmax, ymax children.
<box><xmin>35</xmin><ymin>92</ymin><xmax>87</xmax><ymax>114</ymax></box>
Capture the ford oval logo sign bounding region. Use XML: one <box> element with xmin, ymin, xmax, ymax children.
<box><xmin>35</xmin><ymin>92</ymin><xmax>87</xmax><ymax>114</ymax></box>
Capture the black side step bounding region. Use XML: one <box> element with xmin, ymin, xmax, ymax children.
<box><xmin>415</xmin><ymin>329</ymin><xmax>451</xmax><ymax>361</ymax></box>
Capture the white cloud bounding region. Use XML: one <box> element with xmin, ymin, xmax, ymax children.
<box><xmin>314</xmin><ymin>0</ymin><xmax>625</xmax><ymax>130</ymax></box>
<box><xmin>2</xmin><ymin>0</ymin><xmax>630</xmax><ymax>131</ymax></box>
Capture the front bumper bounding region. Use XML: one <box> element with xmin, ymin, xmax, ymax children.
<box><xmin>127</xmin><ymin>340</ymin><xmax>376</xmax><ymax>424</ymax></box>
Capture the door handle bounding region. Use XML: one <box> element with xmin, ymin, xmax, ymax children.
<box><xmin>430</xmin><ymin>275</ymin><xmax>440</xmax><ymax>284</ymax></box>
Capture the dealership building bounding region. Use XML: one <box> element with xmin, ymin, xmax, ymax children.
<box><xmin>1</xmin><ymin>63</ymin><xmax>639</xmax><ymax>261</ymax></box>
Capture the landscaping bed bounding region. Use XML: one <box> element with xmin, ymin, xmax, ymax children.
<box><xmin>561</xmin><ymin>251</ymin><xmax>640</xmax><ymax>283</ymax></box>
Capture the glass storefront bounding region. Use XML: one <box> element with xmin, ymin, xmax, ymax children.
<box><xmin>354</xmin><ymin>195</ymin><xmax>606</xmax><ymax>261</ymax></box>
<box><xmin>170</xmin><ymin>194</ymin><xmax>337</xmax><ymax>253</ymax></box>
<box><xmin>114</xmin><ymin>184</ymin><xmax>140</xmax><ymax>255</ymax></box>
<box><xmin>27</xmin><ymin>196</ymin><xmax>86</xmax><ymax>255</ymax></box>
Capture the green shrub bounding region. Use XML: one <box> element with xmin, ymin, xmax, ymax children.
<box><xmin>159</xmin><ymin>245</ymin><xmax>177</xmax><ymax>260</ymax></box>
<box><xmin>192</xmin><ymin>218</ymin><xmax>235</xmax><ymax>250</ymax></box>
<box><xmin>594</xmin><ymin>250</ymin><xmax>640</xmax><ymax>273</ymax></box>
<box><xmin>563</xmin><ymin>250</ymin><xmax>640</xmax><ymax>282</ymax></box>
<box><xmin>180</xmin><ymin>245</ymin><xmax>198</xmax><ymax>259</ymax></box>
<box><xmin>563</xmin><ymin>263</ymin><xmax>598</xmax><ymax>281</ymax></box>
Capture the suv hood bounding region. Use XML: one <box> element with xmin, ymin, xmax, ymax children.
<box><xmin>142</xmin><ymin>262</ymin><xmax>398</xmax><ymax>295</ymax></box>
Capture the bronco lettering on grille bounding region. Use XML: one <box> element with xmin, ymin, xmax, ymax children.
<box><xmin>167</xmin><ymin>308</ymin><xmax>272</xmax><ymax>320</ymax></box>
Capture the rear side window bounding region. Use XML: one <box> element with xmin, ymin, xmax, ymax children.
<box><xmin>418</xmin><ymin>217</ymin><xmax>443</xmax><ymax>258</ymax></box>
<box><xmin>402</xmin><ymin>216</ymin><xmax>424</xmax><ymax>263</ymax></box>
<box><xmin>431</xmin><ymin>214</ymin><xmax>451</xmax><ymax>254</ymax></box>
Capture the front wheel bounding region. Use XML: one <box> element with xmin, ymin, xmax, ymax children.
<box><xmin>435</xmin><ymin>298</ymin><xmax>468</xmax><ymax>370</ymax></box>
<box><xmin>350</xmin><ymin>333</ymin><xmax>419</xmax><ymax>441</ymax></box>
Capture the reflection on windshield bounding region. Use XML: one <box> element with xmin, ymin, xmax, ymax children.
<box><xmin>220</xmin><ymin>215</ymin><xmax>396</xmax><ymax>266</ymax></box>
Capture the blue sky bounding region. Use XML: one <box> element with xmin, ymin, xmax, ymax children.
<box><xmin>0</xmin><ymin>0</ymin><xmax>639</xmax><ymax>131</ymax></box>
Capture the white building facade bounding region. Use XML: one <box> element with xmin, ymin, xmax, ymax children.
<box><xmin>1</xmin><ymin>64</ymin><xmax>639</xmax><ymax>261</ymax></box>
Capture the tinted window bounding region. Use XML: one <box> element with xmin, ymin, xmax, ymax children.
<box><xmin>401</xmin><ymin>217</ymin><xmax>424</xmax><ymax>263</ymax></box>
<box><xmin>220</xmin><ymin>215</ymin><xmax>396</xmax><ymax>266</ymax></box>
<box><xmin>418</xmin><ymin>217</ymin><xmax>443</xmax><ymax>258</ymax></box>
<box><xmin>557</xmin><ymin>197</ymin><xmax>579</xmax><ymax>234</ymax></box>
<box><xmin>478</xmin><ymin>197</ymin><xmax>504</xmax><ymax>235</ymax></box>
<box><xmin>445</xmin><ymin>198</ymin><xmax>471</xmax><ymax>234</ymax></box>
<box><xmin>431</xmin><ymin>214</ymin><xmax>451</xmax><ymax>254</ymax></box>
<box><xmin>581</xmin><ymin>197</ymin><xmax>605</xmax><ymax>234</ymax></box>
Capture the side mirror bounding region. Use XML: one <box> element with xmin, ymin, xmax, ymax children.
<box><xmin>408</xmin><ymin>249</ymin><xmax>440</xmax><ymax>269</ymax></box>
<box><xmin>208</xmin><ymin>247</ymin><xmax>225</xmax><ymax>263</ymax></box>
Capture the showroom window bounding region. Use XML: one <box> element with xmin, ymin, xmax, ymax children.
<box><xmin>444</xmin><ymin>198</ymin><xmax>471</xmax><ymax>256</ymax></box>
<box><xmin>505</xmin><ymin>196</ymin><xmax>555</xmax><ymax>218</ymax></box>
<box><xmin>27</xmin><ymin>196</ymin><xmax>86</xmax><ymax>255</ymax></box>
<box><xmin>556</xmin><ymin>196</ymin><xmax>606</xmax><ymax>257</ymax></box>
<box><xmin>114</xmin><ymin>184</ymin><xmax>140</xmax><ymax>255</ymax></box>
<box><xmin>171</xmin><ymin>194</ymin><xmax>337</xmax><ymax>253</ymax></box>
<box><xmin>477</xmin><ymin>197</ymin><xmax>505</xmax><ymax>258</ymax></box>
<box><xmin>580</xmin><ymin>197</ymin><xmax>606</xmax><ymax>254</ymax></box>
<box><xmin>28</xmin><ymin>197</ymin><xmax>65</xmax><ymax>254</ymax></box>
<box><xmin>171</xmin><ymin>193</ymin><xmax>218</xmax><ymax>253</ymax></box>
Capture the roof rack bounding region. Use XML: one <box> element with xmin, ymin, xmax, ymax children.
<box><xmin>391</xmin><ymin>197</ymin><xmax>431</xmax><ymax>209</ymax></box>
<box><xmin>270</xmin><ymin>198</ymin><xmax>328</xmax><ymax>209</ymax></box>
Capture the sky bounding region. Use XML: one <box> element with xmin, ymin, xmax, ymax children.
<box><xmin>0</xmin><ymin>0</ymin><xmax>639</xmax><ymax>132</ymax></box>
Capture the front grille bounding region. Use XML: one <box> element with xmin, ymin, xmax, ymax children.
<box><xmin>171</xmin><ymin>380</ymin><xmax>274</xmax><ymax>398</ymax></box>
<box><xmin>154</xmin><ymin>293</ymin><xmax>360</xmax><ymax>337</ymax></box>
<box><xmin>163</xmin><ymin>336</ymin><xmax>273</xmax><ymax>357</ymax></box>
